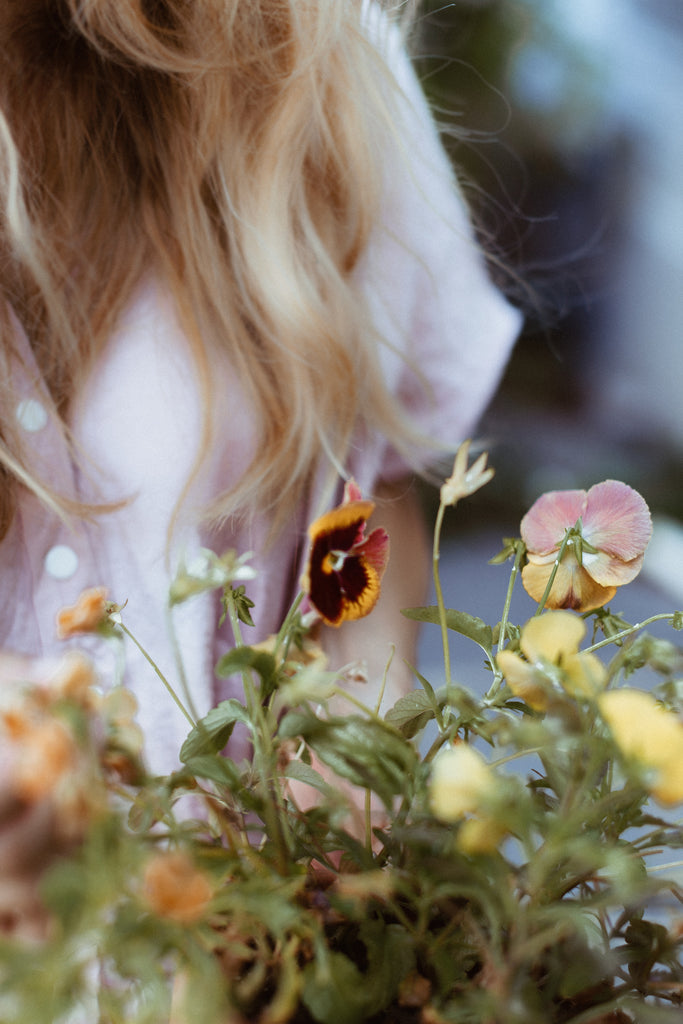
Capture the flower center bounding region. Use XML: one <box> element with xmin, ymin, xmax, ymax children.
<box><xmin>322</xmin><ymin>550</ymin><xmax>347</xmax><ymax>574</ymax></box>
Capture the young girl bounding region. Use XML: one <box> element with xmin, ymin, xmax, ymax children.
<box><xmin>0</xmin><ymin>0</ymin><xmax>520</xmax><ymax>775</ymax></box>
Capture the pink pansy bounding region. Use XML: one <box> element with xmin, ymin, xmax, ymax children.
<box><xmin>521</xmin><ymin>480</ymin><xmax>652</xmax><ymax>612</ymax></box>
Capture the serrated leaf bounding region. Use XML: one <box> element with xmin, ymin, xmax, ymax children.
<box><xmin>180</xmin><ymin>698</ymin><xmax>251</xmax><ymax>762</ymax></box>
<box><xmin>385</xmin><ymin>689</ymin><xmax>437</xmax><ymax>738</ymax></box>
<box><xmin>283</xmin><ymin>758</ymin><xmax>336</xmax><ymax>797</ymax></box>
<box><xmin>402</xmin><ymin>606</ymin><xmax>493</xmax><ymax>656</ymax></box>
<box><xmin>279</xmin><ymin>710</ymin><xmax>417</xmax><ymax>808</ymax></box>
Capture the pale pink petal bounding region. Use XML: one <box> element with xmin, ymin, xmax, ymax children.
<box><xmin>521</xmin><ymin>490</ymin><xmax>587</xmax><ymax>555</ymax></box>
<box><xmin>583</xmin><ymin>550</ymin><xmax>646</xmax><ymax>588</ymax></box>
<box><xmin>582</xmin><ymin>481</ymin><xmax>652</xmax><ymax>561</ymax></box>
<box><xmin>342</xmin><ymin>479</ymin><xmax>363</xmax><ymax>504</ymax></box>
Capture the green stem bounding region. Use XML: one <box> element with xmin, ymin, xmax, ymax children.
<box><xmin>583</xmin><ymin>613</ymin><xmax>676</xmax><ymax>654</ymax></box>
<box><xmin>533</xmin><ymin>527</ymin><xmax>576</xmax><ymax>616</ymax></box>
<box><xmin>274</xmin><ymin>591</ymin><xmax>305</xmax><ymax>662</ymax></box>
<box><xmin>118</xmin><ymin>622</ymin><xmax>195</xmax><ymax>728</ymax></box>
<box><xmin>224</xmin><ymin>588</ymin><xmax>292</xmax><ymax>873</ymax></box>
<box><xmin>486</xmin><ymin>541</ymin><xmax>526</xmax><ymax>701</ymax></box>
<box><xmin>165</xmin><ymin>601</ymin><xmax>200</xmax><ymax>724</ymax></box>
<box><xmin>432</xmin><ymin>500</ymin><xmax>452</xmax><ymax>697</ymax></box>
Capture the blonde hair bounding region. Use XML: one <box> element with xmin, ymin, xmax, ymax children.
<box><xmin>0</xmin><ymin>0</ymin><xmax>421</xmax><ymax>541</ymax></box>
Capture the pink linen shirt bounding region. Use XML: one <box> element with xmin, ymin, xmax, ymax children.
<box><xmin>0</xmin><ymin>30</ymin><xmax>521</xmax><ymax>773</ymax></box>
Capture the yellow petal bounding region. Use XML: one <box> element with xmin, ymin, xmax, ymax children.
<box><xmin>496</xmin><ymin>650</ymin><xmax>550</xmax><ymax>712</ymax></box>
<box><xmin>522</xmin><ymin>560</ymin><xmax>616</xmax><ymax>612</ymax></box>
<box><xmin>650</xmin><ymin>756</ymin><xmax>683</xmax><ymax>806</ymax></box>
<box><xmin>520</xmin><ymin>611</ymin><xmax>585</xmax><ymax>663</ymax></box>
<box><xmin>562</xmin><ymin>652</ymin><xmax>607</xmax><ymax>699</ymax></box>
<box><xmin>598</xmin><ymin>689</ymin><xmax>683</xmax><ymax>804</ymax></box>
<box><xmin>457</xmin><ymin>815</ymin><xmax>506</xmax><ymax>855</ymax></box>
<box><xmin>429</xmin><ymin>744</ymin><xmax>494</xmax><ymax>823</ymax></box>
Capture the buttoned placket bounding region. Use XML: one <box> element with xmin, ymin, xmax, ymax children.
<box><xmin>5</xmin><ymin>310</ymin><xmax>100</xmax><ymax>659</ymax></box>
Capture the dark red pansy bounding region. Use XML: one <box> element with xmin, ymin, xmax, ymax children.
<box><xmin>301</xmin><ymin>481</ymin><xmax>389</xmax><ymax>627</ymax></box>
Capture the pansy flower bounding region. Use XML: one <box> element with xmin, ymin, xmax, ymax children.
<box><xmin>497</xmin><ymin>610</ymin><xmax>607</xmax><ymax>711</ymax></box>
<box><xmin>301</xmin><ymin>481</ymin><xmax>389</xmax><ymax>627</ymax></box>
<box><xmin>56</xmin><ymin>587</ymin><xmax>109</xmax><ymax>639</ymax></box>
<box><xmin>142</xmin><ymin>851</ymin><xmax>214</xmax><ymax>923</ymax></box>
<box><xmin>521</xmin><ymin>480</ymin><xmax>652</xmax><ymax>612</ymax></box>
<box><xmin>598</xmin><ymin>689</ymin><xmax>683</xmax><ymax>806</ymax></box>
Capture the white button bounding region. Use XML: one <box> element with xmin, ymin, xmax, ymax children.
<box><xmin>15</xmin><ymin>398</ymin><xmax>48</xmax><ymax>432</ymax></box>
<box><xmin>44</xmin><ymin>545</ymin><xmax>79</xmax><ymax>580</ymax></box>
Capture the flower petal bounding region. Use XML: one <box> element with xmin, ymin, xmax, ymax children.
<box><xmin>521</xmin><ymin>489</ymin><xmax>587</xmax><ymax>556</ymax></box>
<box><xmin>355</xmin><ymin>526</ymin><xmax>390</xmax><ymax>575</ymax></box>
<box><xmin>598</xmin><ymin>689</ymin><xmax>683</xmax><ymax>805</ymax></box>
<box><xmin>307</xmin><ymin>499</ymin><xmax>376</xmax><ymax>551</ymax></box>
<box><xmin>342</xmin><ymin>479</ymin><xmax>363</xmax><ymax>504</ymax></box>
<box><xmin>56</xmin><ymin>587</ymin><xmax>108</xmax><ymax>639</ymax></box>
<box><xmin>520</xmin><ymin>611</ymin><xmax>585</xmax><ymax>664</ymax></box>
<box><xmin>429</xmin><ymin>744</ymin><xmax>494</xmax><ymax>822</ymax></box>
<box><xmin>562</xmin><ymin>652</ymin><xmax>607</xmax><ymax>699</ymax></box>
<box><xmin>302</xmin><ymin>487</ymin><xmax>388</xmax><ymax>627</ymax></box>
<box><xmin>521</xmin><ymin>560</ymin><xmax>616</xmax><ymax>612</ymax></box>
<box><xmin>582</xmin><ymin>550</ymin><xmax>646</xmax><ymax>588</ymax></box>
<box><xmin>582</xmin><ymin>480</ymin><xmax>652</xmax><ymax>561</ymax></box>
<box><xmin>496</xmin><ymin>650</ymin><xmax>550</xmax><ymax>711</ymax></box>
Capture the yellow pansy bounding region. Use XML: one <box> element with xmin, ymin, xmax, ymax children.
<box><xmin>497</xmin><ymin>610</ymin><xmax>607</xmax><ymax>711</ymax></box>
<box><xmin>598</xmin><ymin>689</ymin><xmax>683</xmax><ymax>806</ymax></box>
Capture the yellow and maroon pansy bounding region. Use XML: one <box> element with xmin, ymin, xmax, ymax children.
<box><xmin>302</xmin><ymin>481</ymin><xmax>389</xmax><ymax>627</ymax></box>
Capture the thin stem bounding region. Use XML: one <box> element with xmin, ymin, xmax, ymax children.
<box><xmin>374</xmin><ymin>645</ymin><xmax>394</xmax><ymax>717</ymax></box>
<box><xmin>584</xmin><ymin>613</ymin><xmax>676</xmax><ymax>654</ymax></box>
<box><xmin>432</xmin><ymin>500</ymin><xmax>451</xmax><ymax>694</ymax></box>
<box><xmin>165</xmin><ymin>602</ymin><xmax>200</xmax><ymax>724</ymax></box>
<box><xmin>533</xmin><ymin>527</ymin><xmax>575</xmax><ymax>616</ymax></box>
<box><xmin>364</xmin><ymin>789</ymin><xmax>373</xmax><ymax>857</ymax></box>
<box><xmin>118</xmin><ymin>622</ymin><xmax>195</xmax><ymax>728</ymax></box>
<box><xmin>224</xmin><ymin>588</ymin><xmax>292</xmax><ymax>874</ymax></box>
<box><xmin>647</xmin><ymin>858</ymin><xmax>683</xmax><ymax>873</ymax></box>
<box><xmin>274</xmin><ymin>591</ymin><xmax>305</xmax><ymax>662</ymax></box>
<box><xmin>486</xmin><ymin>542</ymin><xmax>526</xmax><ymax>701</ymax></box>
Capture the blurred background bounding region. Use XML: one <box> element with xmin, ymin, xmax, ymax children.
<box><xmin>410</xmin><ymin>0</ymin><xmax>683</xmax><ymax>636</ymax></box>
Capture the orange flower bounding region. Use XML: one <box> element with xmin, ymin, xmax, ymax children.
<box><xmin>3</xmin><ymin>713</ymin><xmax>78</xmax><ymax>802</ymax></box>
<box><xmin>56</xmin><ymin>587</ymin><xmax>108</xmax><ymax>639</ymax></box>
<box><xmin>143</xmin><ymin>851</ymin><xmax>213</xmax><ymax>923</ymax></box>
<box><xmin>301</xmin><ymin>480</ymin><xmax>389</xmax><ymax>627</ymax></box>
<box><xmin>521</xmin><ymin>481</ymin><xmax>652</xmax><ymax>612</ymax></box>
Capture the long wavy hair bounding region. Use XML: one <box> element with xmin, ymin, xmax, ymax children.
<box><xmin>0</xmin><ymin>0</ymin><xmax>421</xmax><ymax>541</ymax></box>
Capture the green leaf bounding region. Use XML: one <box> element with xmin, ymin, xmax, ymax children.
<box><xmin>180</xmin><ymin>698</ymin><xmax>251</xmax><ymax>762</ymax></box>
<box><xmin>385</xmin><ymin>689</ymin><xmax>438</xmax><ymax>738</ymax></box>
<box><xmin>359</xmin><ymin>920</ymin><xmax>416</xmax><ymax>1015</ymax></box>
<box><xmin>279</xmin><ymin>710</ymin><xmax>417</xmax><ymax>809</ymax></box>
<box><xmin>302</xmin><ymin>951</ymin><xmax>367</xmax><ymax>1024</ymax></box>
<box><xmin>214</xmin><ymin>646</ymin><xmax>279</xmax><ymax>698</ymax></box>
<box><xmin>402</xmin><ymin>606</ymin><xmax>493</xmax><ymax>656</ymax></box>
<box><xmin>283</xmin><ymin>759</ymin><xmax>335</xmax><ymax>797</ymax></box>
<box><xmin>182</xmin><ymin>754</ymin><xmax>241</xmax><ymax>789</ymax></box>
<box><xmin>672</xmin><ymin>610</ymin><xmax>683</xmax><ymax>630</ymax></box>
